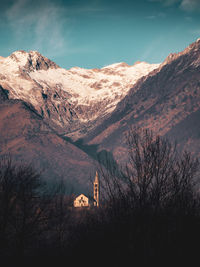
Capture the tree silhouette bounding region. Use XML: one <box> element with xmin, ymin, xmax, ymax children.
<box><xmin>0</xmin><ymin>156</ymin><xmax>48</xmax><ymax>260</ymax></box>
<box><xmin>95</xmin><ymin>128</ymin><xmax>200</xmax><ymax>265</ymax></box>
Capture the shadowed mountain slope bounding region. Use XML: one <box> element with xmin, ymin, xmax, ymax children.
<box><xmin>0</xmin><ymin>86</ymin><xmax>94</xmax><ymax>193</ymax></box>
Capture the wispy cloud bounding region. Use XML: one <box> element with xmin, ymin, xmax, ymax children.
<box><xmin>4</xmin><ymin>0</ymin><xmax>105</xmax><ymax>58</ymax></box>
<box><xmin>140</xmin><ymin>36</ymin><xmax>164</xmax><ymax>62</ymax></box>
<box><xmin>145</xmin><ymin>12</ymin><xmax>166</xmax><ymax>20</ymax></box>
<box><xmin>5</xmin><ymin>0</ymin><xmax>69</xmax><ymax>57</ymax></box>
<box><xmin>189</xmin><ymin>28</ymin><xmax>200</xmax><ymax>36</ymax></box>
<box><xmin>148</xmin><ymin>0</ymin><xmax>200</xmax><ymax>11</ymax></box>
<box><xmin>180</xmin><ymin>0</ymin><xmax>200</xmax><ymax>12</ymax></box>
<box><xmin>148</xmin><ymin>0</ymin><xmax>180</xmax><ymax>6</ymax></box>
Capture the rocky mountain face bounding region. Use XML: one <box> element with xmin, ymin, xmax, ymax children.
<box><xmin>84</xmin><ymin>39</ymin><xmax>200</xmax><ymax>161</ymax></box>
<box><xmin>0</xmin><ymin>51</ymin><xmax>159</xmax><ymax>140</ymax></box>
<box><xmin>0</xmin><ymin>39</ymin><xmax>200</xmax><ymax>191</ymax></box>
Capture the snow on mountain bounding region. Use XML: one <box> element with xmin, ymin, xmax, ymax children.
<box><xmin>30</xmin><ymin>60</ymin><xmax>159</xmax><ymax>111</ymax></box>
<box><xmin>0</xmin><ymin>50</ymin><xmax>160</xmax><ymax>139</ymax></box>
<box><xmin>84</xmin><ymin>38</ymin><xmax>200</xmax><ymax>161</ymax></box>
<box><xmin>1</xmin><ymin>50</ymin><xmax>59</xmax><ymax>72</ymax></box>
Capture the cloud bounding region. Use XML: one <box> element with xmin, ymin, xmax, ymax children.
<box><xmin>148</xmin><ymin>0</ymin><xmax>180</xmax><ymax>6</ymax></box>
<box><xmin>3</xmin><ymin>0</ymin><xmax>105</xmax><ymax>58</ymax></box>
<box><xmin>148</xmin><ymin>0</ymin><xmax>200</xmax><ymax>11</ymax></box>
<box><xmin>140</xmin><ymin>36</ymin><xmax>164</xmax><ymax>62</ymax></box>
<box><xmin>180</xmin><ymin>0</ymin><xmax>200</xmax><ymax>12</ymax></box>
<box><xmin>5</xmin><ymin>0</ymin><xmax>69</xmax><ymax>56</ymax></box>
<box><xmin>145</xmin><ymin>12</ymin><xmax>166</xmax><ymax>19</ymax></box>
<box><xmin>190</xmin><ymin>28</ymin><xmax>200</xmax><ymax>36</ymax></box>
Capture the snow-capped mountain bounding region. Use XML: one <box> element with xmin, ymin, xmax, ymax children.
<box><xmin>1</xmin><ymin>39</ymin><xmax>200</xmax><ymax>191</ymax></box>
<box><xmin>0</xmin><ymin>50</ymin><xmax>159</xmax><ymax>139</ymax></box>
<box><xmin>84</xmin><ymin>38</ymin><xmax>200</xmax><ymax>161</ymax></box>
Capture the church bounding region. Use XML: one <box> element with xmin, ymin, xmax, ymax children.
<box><xmin>73</xmin><ymin>171</ymin><xmax>100</xmax><ymax>208</ymax></box>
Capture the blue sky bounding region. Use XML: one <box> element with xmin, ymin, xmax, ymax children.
<box><xmin>0</xmin><ymin>0</ymin><xmax>200</xmax><ymax>69</ymax></box>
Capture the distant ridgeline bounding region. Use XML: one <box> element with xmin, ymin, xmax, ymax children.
<box><xmin>73</xmin><ymin>171</ymin><xmax>100</xmax><ymax>208</ymax></box>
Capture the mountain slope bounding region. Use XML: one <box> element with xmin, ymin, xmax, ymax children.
<box><xmin>0</xmin><ymin>86</ymin><xmax>94</xmax><ymax>193</ymax></box>
<box><xmin>84</xmin><ymin>39</ymin><xmax>200</xmax><ymax>161</ymax></box>
<box><xmin>0</xmin><ymin>51</ymin><xmax>159</xmax><ymax>139</ymax></box>
<box><xmin>1</xmin><ymin>39</ymin><xmax>200</xmax><ymax>181</ymax></box>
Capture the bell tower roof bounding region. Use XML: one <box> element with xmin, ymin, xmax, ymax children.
<box><xmin>94</xmin><ymin>171</ymin><xmax>99</xmax><ymax>183</ymax></box>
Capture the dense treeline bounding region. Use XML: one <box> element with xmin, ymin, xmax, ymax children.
<box><xmin>0</xmin><ymin>129</ymin><xmax>200</xmax><ymax>267</ymax></box>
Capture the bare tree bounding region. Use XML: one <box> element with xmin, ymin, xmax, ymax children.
<box><xmin>126</xmin><ymin>128</ymin><xmax>199</xmax><ymax>211</ymax></box>
<box><xmin>0</xmin><ymin>155</ymin><xmax>49</xmax><ymax>258</ymax></box>
<box><xmin>11</xmin><ymin>166</ymin><xmax>47</xmax><ymax>256</ymax></box>
<box><xmin>0</xmin><ymin>156</ymin><xmax>17</xmax><ymax>250</ymax></box>
<box><xmin>47</xmin><ymin>178</ymin><xmax>73</xmax><ymax>253</ymax></box>
<box><xmin>93</xmin><ymin>128</ymin><xmax>200</xmax><ymax>265</ymax></box>
<box><xmin>97</xmin><ymin>128</ymin><xmax>199</xmax><ymax>214</ymax></box>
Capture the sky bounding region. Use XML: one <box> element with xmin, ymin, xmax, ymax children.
<box><xmin>0</xmin><ymin>0</ymin><xmax>200</xmax><ymax>69</ymax></box>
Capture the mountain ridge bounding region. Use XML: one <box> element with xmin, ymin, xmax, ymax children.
<box><xmin>0</xmin><ymin>39</ymin><xmax>200</xmax><ymax>191</ymax></box>
<box><xmin>0</xmin><ymin>50</ymin><xmax>159</xmax><ymax>140</ymax></box>
<box><xmin>83</xmin><ymin>38</ymin><xmax>200</xmax><ymax>161</ymax></box>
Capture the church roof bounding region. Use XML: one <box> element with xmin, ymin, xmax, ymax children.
<box><xmin>74</xmin><ymin>193</ymin><xmax>96</xmax><ymax>203</ymax></box>
<box><xmin>74</xmin><ymin>193</ymin><xmax>88</xmax><ymax>199</ymax></box>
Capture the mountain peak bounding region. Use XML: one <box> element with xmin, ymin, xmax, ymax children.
<box><xmin>102</xmin><ymin>62</ymin><xmax>130</xmax><ymax>69</ymax></box>
<box><xmin>162</xmin><ymin>38</ymin><xmax>200</xmax><ymax>67</ymax></box>
<box><xmin>133</xmin><ymin>61</ymin><xmax>142</xmax><ymax>66</ymax></box>
<box><xmin>7</xmin><ymin>50</ymin><xmax>59</xmax><ymax>72</ymax></box>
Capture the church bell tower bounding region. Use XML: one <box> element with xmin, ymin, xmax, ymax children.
<box><xmin>94</xmin><ymin>171</ymin><xmax>99</xmax><ymax>207</ymax></box>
